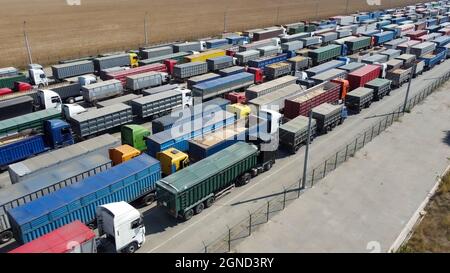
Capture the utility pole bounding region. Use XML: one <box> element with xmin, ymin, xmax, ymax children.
<box><xmin>23</xmin><ymin>21</ymin><xmax>33</xmax><ymax>65</ymax></box>
<box><xmin>345</xmin><ymin>0</ymin><xmax>350</xmax><ymax>15</ymax></box>
<box><xmin>223</xmin><ymin>9</ymin><xmax>228</xmax><ymax>33</ymax></box>
<box><xmin>144</xmin><ymin>12</ymin><xmax>149</xmax><ymax>46</ymax></box>
<box><xmin>276</xmin><ymin>7</ymin><xmax>280</xmax><ymax>25</ymax></box>
<box><xmin>300</xmin><ymin>110</ymin><xmax>313</xmax><ymax>193</ymax></box>
<box><xmin>402</xmin><ymin>63</ymin><xmax>417</xmax><ymax>113</ymax></box>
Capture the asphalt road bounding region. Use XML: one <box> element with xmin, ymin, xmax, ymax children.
<box><xmin>135</xmin><ymin>60</ymin><xmax>450</xmax><ymax>253</ymax></box>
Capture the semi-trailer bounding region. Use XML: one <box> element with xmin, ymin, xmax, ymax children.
<box><xmin>138</xmin><ymin>52</ymin><xmax>190</xmax><ymax>66</ymax></box>
<box><xmin>219</xmin><ymin>66</ymin><xmax>246</xmax><ymax>77</ymax></box>
<box><xmin>308</xmin><ymin>44</ymin><xmax>342</xmax><ymax>66</ymax></box>
<box><xmin>279</xmin><ymin>115</ymin><xmax>317</xmax><ymax>154</ymax></box>
<box><xmin>235</xmin><ymin>50</ymin><xmax>261</xmax><ymax>65</ymax></box>
<box><xmin>7</xmin><ymin>154</ymin><xmax>160</xmax><ymax>246</ymax></box>
<box><xmin>0</xmin><ymin>108</ymin><xmax>62</xmax><ymax>139</ymax></box>
<box><xmin>253</xmin><ymin>28</ymin><xmax>284</xmax><ymax>41</ymax></box>
<box><xmin>192</xmin><ymin>72</ymin><xmax>254</xmax><ymax>101</ymax></box>
<box><xmin>140</xmin><ymin>46</ymin><xmax>173</xmax><ymax>59</ymax></box>
<box><xmin>345</xmin><ymin>87</ymin><xmax>374</xmax><ymax>113</ymax></box>
<box><xmin>206</xmin><ymin>56</ymin><xmax>233</xmax><ymax>72</ymax></box>
<box><xmin>311</xmin><ymin>103</ymin><xmax>347</xmax><ymax>134</ymax></box>
<box><xmin>380</xmin><ymin>49</ymin><xmax>402</xmax><ymax>60</ymax></box>
<box><xmin>305</xmin><ymin>60</ymin><xmax>346</xmax><ymax>77</ymax></box>
<box><xmin>264</xmin><ymin>62</ymin><xmax>292</xmax><ymax>80</ymax></box>
<box><xmin>130</xmin><ymin>88</ymin><xmax>191</xmax><ymax>119</ymax></box>
<box><xmin>300</xmin><ymin>36</ymin><xmax>322</xmax><ymax>47</ymax></box>
<box><xmin>173</xmin><ymin>62</ymin><xmax>208</xmax><ymax>80</ymax></box>
<box><xmin>281</xmin><ymin>41</ymin><xmax>304</xmax><ymax>52</ymax></box>
<box><xmin>248</xmin><ymin>84</ymin><xmax>304</xmax><ymax>113</ymax></box>
<box><xmin>0</xmin><ymin>96</ymin><xmax>34</xmax><ymax>121</ymax></box>
<box><xmin>364</xmin><ymin>78</ymin><xmax>392</xmax><ymax>100</ymax></box>
<box><xmin>345</xmin><ymin>36</ymin><xmax>372</xmax><ymax>53</ymax></box>
<box><xmin>239</xmin><ymin>38</ymin><xmax>280</xmax><ymax>52</ymax></box>
<box><xmin>67</xmin><ymin>103</ymin><xmax>133</xmax><ymax>139</ymax></box>
<box><xmin>319</xmin><ymin>32</ymin><xmax>338</xmax><ymax>44</ymax></box>
<box><xmin>420</xmin><ymin>49</ymin><xmax>447</xmax><ymax>70</ymax></box>
<box><xmin>258</xmin><ymin>45</ymin><xmax>280</xmax><ymax>57</ymax></box>
<box><xmin>102</xmin><ymin>63</ymin><xmax>167</xmax><ymax>85</ymax></box>
<box><xmin>0</xmin><ymin>119</ymin><xmax>74</xmax><ymax>169</ymax></box>
<box><xmin>247</xmin><ymin>54</ymin><xmax>288</xmax><ymax>69</ymax></box>
<box><xmin>125</xmin><ymin>72</ymin><xmax>169</xmax><ymax>93</ymax></box>
<box><xmin>384</xmin><ymin>37</ymin><xmax>410</xmax><ymax>49</ymax></box>
<box><xmin>145</xmin><ymin>110</ymin><xmax>236</xmax><ymax>156</ymax></box>
<box><xmin>0</xmin><ymin>151</ymin><xmax>112</xmax><ymax>244</ymax></box>
<box><xmin>347</xmin><ymin>64</ymin><xmax>381</xmax><ymax>90</ymax></box>
<box><xmin>284</xmin><ymin>81</ymin><xmax>341</xmax><ymax>119</ymax></box>
<box><xmin>386</xmin><ymin>67</ymin><xmax>413</xmax><ymax>88</ymax></box>
<box><xmin>397</xmin><ymin>40</ymin><xmax>421</xmax><ymax>53</ymax></box>
<box><xmin>156</xmin><ymin>142</ymin><xmax>275</xmax><ymax>221</ymax></box>
<box><xmin>361</xmin><ymin>54</ymin><xmax>389</xmax><ymax>64</ymax></box>
<box><xmin>51</xmin><ymin>61</ymin><xmax>95</xmax><ymax>81</ymax></box>
<box><xmin>93</xmin><ymin>53</ymin><xmax>137</xmax><ymax>71</ymax></box>
<box><xmin>7</xmin><ymin>133</ymin><xmax>119</xmax><ymax>185</ymax></box>
<box><xmin>409</xmin><ymin>41</ymin><xmax>437</xmax><ymax>57</ymax></box>
<box><xmin>143</xmin><ymin>84</ymin><xmax>178</xmax><ymax>96</ymax></box>
<box><xmin>96</xmin><ymin>94</ymin><xmax>141</xmax><ymax>108</ymax></box>
<box><xmin>173</xmin><ymin>42</ymin><xmax>202</xmax><ymax>53</ymax></box>
<box><xmin>187</xmin><ymin>73</ymin><xmax>221</xmax><ymax>90</ymax></box>
<box><xmin>385</xmin><ymin>59</ymin><xmax>404</xmax><ymax>70</ymax></box>
<box><xmin>431</xmin><ymin>35</ymin><xmax>450</xmax><ymax>46</ymax></box>
<box><xmin>337</xmin><ymin>62</ymin><xmax>366</xmax><ymax>73</ymax></box>
<box><xmin>184</xmin><ymin>49</ymin><xmax>226</xmax><ymax>63</ymax></box>
<box><xmin>310</xmin><ymin>68</ymin><xmax>347</xmax><ymax>84</ymax></box>
<box><xmin>0</xmin><ymin>73</ymin><xmax>27</xmax><ymax>89</ymax></box>
<box><xmin>287</xmin><ymin>56</ymin><xmax>311</xmax><ymax>71</ymax></box>
<box><xmin>81</xmin><ymin>79</ymin><xmax>124</xmax><ymax>105</ymax></box>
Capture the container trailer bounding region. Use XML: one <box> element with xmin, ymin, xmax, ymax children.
<box><xmin>386</xmin><ymin>67</ymin><xmax>412</xmax><ymax>88</ymax></box>
<box><xmin>0</xmin><ymin>119</ymin><xmax>74</xmax><ymax>169</ymax></box>
<box><xmin>0</xmin><ymin>73</ymin><xmax>28</xmax><ymax>89</ymax></box>
<box><xmin>81</xmin><ymin>79</ymin><xmax>123</xmax><ymax>105</ymax></box>
<box><xmin>409</xmin><ymin>42</ymin><xmax>437</xmax><ymax>57</ymax></box>
<box><xmin>125</xmin><ymin>72</ymin><xmax>169</xmax><ymax>92</ymax></box>
<box><xmin>218</xmin><ymin>66</ymin><xmax>246</xmax><ymax>77</ymax></box>
<box><xmin>184</xmin><ymin>49</ymin><xmax>226</xmax><ymax>63</ymax></box>
<box><xmin>247</xmin><ymin>54</ymin><xmax>288</xmax><ymax>69</ymax></box>
<box><xmin>51</xmin><ymin>61</ymin><xmax>95</xmax><ymax>81</ymax></box>
<box><xmin>173</xmin><ymin>42</ymin><xmax>202</xmax><ymax>53</ymax></box>
<box><xmin>192</xmin><ymin>72</ymin><xmax>254</xmax><ymax>101</ymax></box>
<box><xmin>140</xmin><ymin>46</ymin><xmax>173</xmax><ymax>59</ymax></box>
<box><xmin>287</xmin><ymin>56</ymin><xmax>311</xmax><ymax>71</ymax></box>
<box><xmin>67</xmin><ymin>103</ymin><xmax>133</xmax><ymax>139</ymax></box>
<box><xmin>347</xmin><ymin>64</ymin><xmax>381</xmax><ymax>90</ymax></box>
<box><xmin>308</xmin><ymin>44</ymin><xmax>342</xmax><ymax>66</ymax></box>
<box><xmin>0</xmin><ymin>152</ymin><xmax>112</xmax><ymax>244</ymax></box>
<box><xmin>264</xmin><ymin>62</ymin><xmax>292</xmax><ymax>80</ymax></box>
<box><xmin>345</xmin><ymin>36</ymin><xmax>372</xmax><ymax>53</ymax></box>
<box><xmin>345</xmin><ymin>87</ymin><xmax>374</xmax><ymax>113</ymax></box>
<box><xmin>156</xmin><ymin>142</ymin><xmax>275</xmax><ymax>221</ymax></box>
<box><xmin>102</xmin><ymin>63</ymin><xmax>167</xmax><ymax>86</ymax></box>
<box><xmin>310</xmin><ymin>68</ymin><xmax>347</xmax><ymax>84</ymax></box>
<box><xmin>337</xmin><ymin>62</ymin><xmax>366</xmax><ymax>73</ymax></box>
<box><xmin>0</xmin><ymin>96</ymin><xmax>34</xmax><ymax>121</ymax></box>
<box><xmin>0</xmin><ymin>108</ymin><xmax>62</xmax><ymax>139</ymax></box>
<box><xmin>364</xmin><ymin>78</ymin><xmax>392</xmax><ymax>100</ymax></box>
<box><xmin>93</xmin><ymin>53</ymin><xmax>136</xmax><ymax>72</ymax></box>
<box><xmin>311</xmin><ymin>103</ymin><xmax>347</xmax><ymax>134</ymax></box>
<box><xmin>279</xmin><ymin>115</ymin><xmax>317</xmax><ymax>154</ymax></box>
<box><xmin>96</xmin><ymin>94</ymin><xmax>141</xmax><ymax>108</ymax></box>
<box><xmin>253</xmin><ymin>28</ymin><xmax>284</xmax><ymax>41</ymax></box>
<box><xmin>305</xmin><ymin>60</ymin><xmax>346</xmax><ymax>77</ymax></box>
<box><xmin>187</xmin><ymin>73</ymin><xmax>221</xmax><ymax>90</ymax></box>
<box><xmin>7</xmin><ymin>154</ymin><xmax>160</xmax><ymax>245</ymax></box>
<box><xmin>138</xmin><ymin>52</ymin><xmax>190</xmax><ymax>66</ymax></box>
<box><xmin>284</xmin><ymin>81</ymin><xmax>341</xmax><ymax>119</ymax></box>
<box><xmin>145</xmin><ymin>110</ymin><xmax>236</xmax><ymax>156</ymax></box>
<box><xmin>173</xmin><ymin>62</ymin><xmax>208</xmax><ymax>80</ymax></box>
<box><xmin>206</xmin><ymin>56</ymin><xmax>233</xmax><ymax>71</ymax></box>
<box><xmin>248</xmin><ymin>84</ymin><xmax>304</xmax><ymax>113</ymax></box>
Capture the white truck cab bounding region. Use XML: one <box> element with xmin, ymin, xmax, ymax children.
<box><xmin>176</xmin><ymin>87</ymin><xmax>193</xmax><ymax>108</ymax></box>
<box><xmin>37</xmin><ymin>89</ymin><xmax>62</xmax><ymax>111</ymax></box>
<box><xmin>96</xmin><ymin>202</ymin><xmax>146</xmax><ymax>253</ymax></box>
<box><xmin>271</xmin><ymin>37</ymin><xmax>281</xmax><ymax>46</ymax></box>
<box><xmin>260</xmin><ymin>109</ymin><xmax>282</xmax><ymax>134</ymax></box>
<box><xmin>78</xmin><ymin>75</ymin><xmax>97</xmax><ymax>86</ymax></box>
<box><xmin>62</xmin><ymin>103</ymin><xmax>87</xmax><ymax>119</ymax></box>
<box><xmin>28</xmin><ymin>64</ymin><xmax>49</xmax><ymax>87</ymax></box>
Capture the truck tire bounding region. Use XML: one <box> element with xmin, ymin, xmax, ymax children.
<box><xmin>67</xmin><ymin>97</ymin><xmax>75</xmax><ymax>104</ymax></box>
<box><xmin>264</xmin><ymin>162</ymin><xmax>273</xmax><ymax>172</ymax></box>
<box><xmin>183</xmin><ymin>209</ymin><xmax>194</xmax><ymax>221</ymax></box>
<box><xmin>123</xmin><ymin>242</ymin><xmax>138</xmax><ymax>253</ymax></box>
<box><xmin>142</xmin><ymin>194</ymin><xmax>155</xmax><ymax>206</ymax></box>
<box><xmin>0</xmin><ymin>231</ymin><xmax>13</xmax><ymax>244</ymax></box>
<box><xmin>293</xmin><ymin>145</ymin><xmax>300</xmax><ymax>154</ymax></box>
<box><xmin>238</xmin><ymin>173</ymin><xmax>251</xmax><ymax>186</ymax></box>
<box><xmin>88</xmin><ymin>222</ymin><xmax>97</xmax><ymax>230</ymax></box>
<box><xmin>205</xmin><ymin>197</ymin><xmax>215</xmax><ymax>208</ymax></box>
<box><xmin>195</xmin><ymin>203</ymin><xmax>205</xmax><ymax>214</ymax></box>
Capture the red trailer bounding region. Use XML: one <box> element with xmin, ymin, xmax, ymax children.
<box><xmin>284</xmin><ymin>81</ymin><xmax>341</xmax><ymax>119</ymax></box>
<box><xmin>246</xmin><ymin>67</ymin><xmax>264</xmax><ymax>84</ymax></box>
<box><xmin>225</xmin><ymin>92</ymin><xmax>247</xmax><ymax>104</ymax></box>
<box><xmin>164</xmin><ymin>59</ymin><xmax>177</xmax><ymax>75</ymax></box>
<box><xmin>347</xmin><ymin>65</ymin><xmax>381</xmax><ymax>91</ymax></box>
<box><xmin>103</xmin><ymin>63</ymin><xmax>167</xmax><ymax>86</ymax></box>
<box><xmin>10</xmin><ymin>221</ymin><xmax>96</xmax><ymax>253</ymax></box>
<box><xmin>406</xmin><ymin>30</ymin><xmax>428</xmax><ymax>40</ymax></box>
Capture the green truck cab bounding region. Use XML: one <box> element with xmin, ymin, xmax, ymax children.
<box><xmin>121</xmin><ymin>124</ymin><xmax>151</xmax><ymax>152</ymax></box>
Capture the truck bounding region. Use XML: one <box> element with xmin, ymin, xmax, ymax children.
<box><xmin>287</xmin><ymin>56</ymin><xmax>311</xmax><ymax>71</ymax></box>
<box><xmin>51</xmin><ymin>61</ymin><xmax>95</xmax><ymax>81</ymax></box>
<box><xmin>279</xmin><ymin>115</ymin><xmax>317</xmax><ymax>154</ymax></box>
<box><xmin>67</xmin><ymin>103</ymin><xmax>133</xmax><ymax>139</ymax></box>
<box><xmin>305</xmin><ymin>60</ymin><xmax>346</xmax><ymax>77</ymax></box>
<box><xmin>0</xmin><ymin>150</ymin><xmax>112</xmax><ymax>244</ymax></box>
<box><xmin>206</xmin><ymin>56</ymin><xmax>233</xmax><ymax>71</ymax></box>
<box><xmin>246</xmin><ymin>75</ymin><xmax>298</xmax><ymax>100</ymax></box>
<box><xmin>125</xmin><ymin>72</ymin><xmax>169</xmax><ymax>93</ymax></box>
<box><xmin>184</xmin><ymin>49</ymin><xmax>226</xmax><ymax>63</ymax></box>
<box><xmin>7</xmin><ymin>133</ymin><xmax>119</xmax><ymax>184</ymax></box>
<box><xmin>0</xmin><ymin>108</ymin><xmax>62</xmax><ymax>139</ymax></box>
<box><xmin>409</xmin><ymin>42</ymin><xmax>437</xmax><ymax>57</ymax></box>
<box><xmin>102</xmin><ymin>63</ymin><xmax>168</xmax><ymax>86</ymax></box>
<box><xmin>253</xmin><ymin>28</ymin><xmax>284</xmax><ymax>41</ymax></box>
<box><xmin>248</xmin><ymin>84</ymin><xmax>304</xmax><ymax>113</ymax></box>
<box><xmin>284</xmin><ymin>81</ymin><xmax>341</xmax><ymax>119</ymax></box>
<box><xmin>173</xmin><ymin>42</ymin><xmax>202</xmax><ymax>52</ymax></box>
<box><xmin>10</xmin><ymin>202</ymin><xmax>145</xmax><ymax>254</ymax></box>
<box><xmin>138</xmin><ymin>52</ymin><xmax>190</xmax><ymax>66</ymax></box>
<box><xmin>235</xmin><ymin>50</ymin><xmax>261</xmax><ymax>65</ymax></box>
<box><xmin>6</xmin><ymin>154</ymin><xmax>160</xmax><ymax>247</ymax></box>
<box><xmin>364</xmin><ymin>78</ymin><xmax>392</xmax><ymax>100</ymax></box>
<box><xmin>0</xmin><ymin>96</ymin><xmax>34</xmax><ymax>121</ymax></box>
<box><xmin>372</xmin><ymin>31</ymin><xmax>395</xmax><ymax>45</ymax></box>
<box><xmin>173</xmin><ymin>62</ymin><xmax>208</xmax><ymax>80</ymax></box>
<box><xmin>96</xmin><ymin>93</ymin><xmax>141</xmax><ymax>108</ymax></box>
<box><xmin>311</xmin><ymin>103</ymin><xmax>347</xmax><ymax>134</ymax></box>
<box><xmin>310</xmin><ymin>68</ymin><xmax>347</xmax><ymax>84</ymax></box>
<box><xmin>386</xmin><ymin>67</ymin><xmax>412</xmax><ymax>88</ymax></box>
<box><xmin>345</xmin><ymin>87</ymin><xmax>374</xmax><ymax>113</ymax></box>
<box><xmin>192</xmin><ymin>72</ymin><xmax>254</xmax><ymax>101</ymax></box>
<box><xmin>140</xmin><ymin>46</ymin><xmax>173</xmax><ymax>59</ymax></box>
<box><xmin>264</xmin><ymin>62</ymin><xmax>292</xmax><ymax>80</ymax></box>
<box><xmin>247</xmin><ymin>54</ymin><xmax>288</xmax><ymax>69</ymax></box>
<box><xmin>308</xmin><ymin>44</ymin><xmax>342</xmax><ymax>66</ymax></box>
<box><xmin>81</xmin><ymin>79</ymin><xmax>124</xmax><ymax>105</ymax></box>
<box><xmin>0</xmin><ymin>73</ymin><xmax>27</xmax><ymax>89</ymax></box>
<box><xmin>145</xmin><ymin>110</ymin><xmax>236</xmax><ymax>156</ymax></box>
<box><xmin>347</xmin><ymin>64</ymin><xmax>381</xmax><ymax>90</ymax></box>
<box><xmin>0</xmin><ymin>119</ymin><xmax>74</xmax><ymax>169</ymax></box>
<box><xmin>130</xmin><ymin>88</ymin><xmax>192</xmax><ymax>119</ymax></box>
<box><xmin>156</xmin><ymin>142</ymin><xmax>276</xmax><ymax>221</ymax></box>
<box><xmin>419</xmin><ymin>48</ymin><xmax>447</xmax><ymax>70</ymax></box>
<box><xmin>337</xmin><ymin>62</ymin><xmax>366</xmax><ymax>73</ymax></box>
<box><xmin>93</xmin><ymin>53</ymin><xmax>138</xmax><ymax>71</ymax></box>
<box><xmin>345</xmin><ymin>36</ymin><xmax>372</xmax><ymax>53</ymax></box>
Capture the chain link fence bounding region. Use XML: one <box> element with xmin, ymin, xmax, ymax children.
<box><xmin>202</xmin><ymin>70</ymin><xmax>450</xmax><ymax>253</ymax></box>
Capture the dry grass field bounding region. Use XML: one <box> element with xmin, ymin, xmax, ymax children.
<box><xmin>0</xmin><ymin>0</ymin><xmax>421</xmax><ymax>68</ymax></box>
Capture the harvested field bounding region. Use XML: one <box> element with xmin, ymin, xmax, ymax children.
<box><xmin>0</xmin><ymin>0</ymin><xmax>422</xmax><ymax>68</ymax></box>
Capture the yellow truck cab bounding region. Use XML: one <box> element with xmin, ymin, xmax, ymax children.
<box><xmin>109</xmin><ymin>145</ymin><xmax>141</xmax><ymax>166</ymax></box>
<box><xmin>157</xmin><ymin>148</ymin><xmax>189</xmax><ymax>176</ymax></box>
<box><xmin>226</xmin><ymin>103</ymin><xmax>251</xmax><ymax>119</ymax></box>
<box><xmin>129</xmin><ymin>53</ymin><xmax>139</xmax><ymax>67</ymax></box>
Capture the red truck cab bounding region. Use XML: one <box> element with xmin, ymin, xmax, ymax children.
<box><xmin>246</xmin><ymin>67</ymin><xmax>264</xmax><ymax>84</ymax></box>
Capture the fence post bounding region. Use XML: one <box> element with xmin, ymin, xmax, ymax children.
<box><xmin>344</xmin><ymin>144</ymin><xmax>349</xmax><ymax>160</ymax></box>
<box><xmin>283</xmin><ymin>187</ymin><xmax>287</xmax><ymax>209</ymax></box>
<box><xmin>334</xmin><ymin>151</ymin><xmax>339</xmax><ymax>170</ymax></box>
<box><xmin>311</xmin><ymin>169</ymin><xmax>316</xmax><ymax>186</ymax></box>
<box><xmin>248</xmin><ymin>212</ymin><xmax>252</xmax><ymax>236</ymax></box>
<box><xmin>378</xmin><ymin>119</ymin><xmax>382</xmax><ymax>135</ymax></box>
<box><xmin>266</xmin><ymin>201</ymin><xmax>270</xmax><ymax>222</ymax></box>
<box><xmin>384</xmin><ymin>115</ymin><xmax>389</xmax><ymax>130</ymax></box>
<box><xmin>363</xmin><ymin>131</ymin><xmax>367</xmax><ymax>146</ymax></box>
<box><xmin>227</xmin><ymin>226</ymin><xmax>231</xmax><ymax>252</ymax></box>
<box><xmin>353</xmin><ymin>137</ymin><xmax>358</xmax><ymax>154</ymax></box>
<box><xmin>203</xmin><ymin>241</ymin><xmax>207</xmax><ymax>253</ymax></box>
<box><xmin>370</xmin><ymin>125</ymin><xmax>375</xmax><ymax>141</ymax></box>
<box><xmin>323</xmin><ymin>160</ymin><xmax>328</xmax><ymax>177</ymax></box>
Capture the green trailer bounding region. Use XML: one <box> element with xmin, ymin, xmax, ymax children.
<box><xmin>0</xmin><ymin>73</ymin><xmax>27</xmax><ymax>89</ymax></box>
<box><xmin>364</xmin><ymin>78</ymin><xmax>392</xmax><ymax>100</ymax></box>
<box><xmin>345</xmin><ymin>36</ymin><xmax>372</xmax><ymax>53</ymax></box>
<box><xmin>0</xmin><ymin>108</ymin><xmax>62</xmax><ymax>138</ymax></box>
<box><xmin>304</xmin><ymin>25</ymin><xmax>316</xmax><ymax>33</ymax></box>
<box><xmin>156</xmin><ymin>142</ymin><xmax>275</xmax><ymax>221</ymax></box>
<box><xmin>288</xmin><ymin>25</ymin><xmax>305</xmax><ymax>35</ymax></box>
<box><xmin>308</xmin><ymin>44</ymin><xmax>342</xmax><ymax>66</ymax></box>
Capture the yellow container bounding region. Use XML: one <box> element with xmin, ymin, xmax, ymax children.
<box><xmin>157</xmin><ymin>148</ymin><xmax>189</xmax><ymax>176</ymax></box>
<box><xmin>227</xmin><ymin>103</ymin><xmax>251</xmax><ymax>119</ymax></box>
<box><xmin>109</xmin><ymin>144</ymin><xmax>141</xmax><ymax>166</ymax></box>
<box><xmin>184</xmin><ymin>49</ymin><xmax>226</xmax><ymax>63</ymax></box>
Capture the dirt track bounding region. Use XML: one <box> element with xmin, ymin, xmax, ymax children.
<box><xmin>0</xmin><ymin>0</ymin><xmax>421</xmax><ymax>68</ymax></box>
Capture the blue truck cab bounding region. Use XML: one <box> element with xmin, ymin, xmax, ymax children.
<box><xmin>43</xmin><ymin>119</ymin><xmax>74</xmax><ymax>149</ymax></box>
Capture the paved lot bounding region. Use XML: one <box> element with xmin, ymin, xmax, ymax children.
<box><xmin>234</xmin><ymin>81</ymin><xmax>450</xmax><ymax>253</ymax></box>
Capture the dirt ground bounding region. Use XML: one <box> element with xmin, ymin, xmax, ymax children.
<box><xmin>399</xmin><ymin>170</ymin><xmax>450</xmax><ymax>253</ymax></box>
<box><xmin>1</xmin><ymin>0</ymin><xmax>421</xmax><ymax>68</ymax></box>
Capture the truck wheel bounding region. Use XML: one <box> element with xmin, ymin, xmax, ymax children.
<box><xmin>293</xmin><ymin>145</ymin><xmax>300</xmax><ymax>154</ymax></box>
<box><xmin>68</xmin><ymin>97</ymin><xmax>75</xmax><ymax>104</ymax></box>
<box><xmin>88</xmin><ymin>222</ymin><xmax>97</xmax><ymax>230</ymax></box>
<box><xmin>123</xmin><ymin>242</ymin><xmax>138</xmax><ymax>253</ymax></box>
<box><xmin>142</xmin><ymin>194</ymin><xmax>155</xmax><ymax>206</ymax></box>
<box><xmin>195</xmin><ymin>203</ymin><xmax>205</xmax><ymax>214</ymax></box>
<box><xmin>183</xmin><ymin>209</ymin><xmax>194</xmax><ymax>221</ymax></box>
<box><xmin>239</xmin><ymin>173</ymin><xmax>251</xmax><ymax>186</ymax></box>
<box><xmin>264</xmin><ymin>162</ymin><xmax>273</xmax><ymax>172</ymax></box>
<box><xmin>205</xmin><ymin>197</ymin><xmax>215</xmax><ymax>208</ymax></box>
<box><xmin>0</xmin><ymin>231</ymin><xmax>13</xmax><ymax>244</ymax></box>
